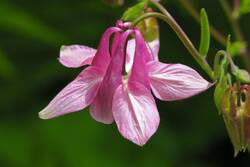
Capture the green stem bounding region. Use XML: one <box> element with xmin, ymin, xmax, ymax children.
<box><xmin>145</xmin><ymin>1</ymin><xmax>215</xmax><ymax>80</ymax></box>
<box><xmin>178</xmin><ymin>0</ymin><xmax>227</xmax><ymax>46</ymax></box>
<box><xmin>215</xmin><ymin>50</ymin><xmax>238</xmax><ymax>73</ymax></box>
<box><xmin>219</xmin><ymin>0</ymin><xmax>250</xmax><ymax>71</ymax></box>
<box><xmin>219</xmin><ymin>0</ymin><xmax>243</xmax><ymax>41</ymax></box>
<box><xmin>132</xmin><ymin>11</ymin><xmax>214</xmax><ymax>80</ymax></box>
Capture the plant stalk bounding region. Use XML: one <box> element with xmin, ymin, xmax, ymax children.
<box><xmin>219</xmin><ymin>0</ymin><xmax>250</xmax><ymax>71</ymax></box>
<box><xmin>178</xmin><ymin>0</ymin><xmax>227</xmax><ymax>46</ymax></box>
<box><xmin>132</xmin><ymin>11</ymin><xmax>214</xmax><ymax>80</ymax></box>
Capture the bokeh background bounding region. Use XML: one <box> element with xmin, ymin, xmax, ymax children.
<box><xmin>0</xmin><ymin>0</ymin><xmax>250</xmax><ymax>166</ymax></box>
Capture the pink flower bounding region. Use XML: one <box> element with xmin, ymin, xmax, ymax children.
<box><xmin>39</xmin><ymin>23</ymin><xmax>122</xmax><ymax>119</ymax></box>
<box><xmin>39</xmin><ymin>21</ymin><xmax>210</xmax><ymax>146</ymax></box>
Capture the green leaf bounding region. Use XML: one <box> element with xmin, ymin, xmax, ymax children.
<box><xmin>240</xmin><ymin>0</ymin><xmax>250</xmax><ymax>15</ymax></box>
<box><xmin>226</xmin><ymin>35</ymin><xmax>246</xmax><ymax>57</ymax></box>
<box><xmin>199</xmin><ymin>8</ymin><xmax>210</xmax><ymax>57</ymax></box>
<box><xmin>121</xmin><ymin>1</ymin><xmax>148</xmax><ymax>21</ymax></box>
<box><xmin>234</xmin><ymin>69</ymin><xmax>250</xmax><ymax>83</ymax></box>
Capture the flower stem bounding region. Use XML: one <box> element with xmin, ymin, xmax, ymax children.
<box><xmin>132</xmin><ymin>12</ymin><xmax>214</xmax><ymax>80</ymax></box>
<box><xmin>178</xmin><ymin>0</ymin><xmax>227</xmax><ymax>46</ymax></box>
<box><xmin>219</xmin><ymin>0</ymin><xmax>243</xmax><ymax>41</ymax></box>
<box><xmin>219</xmin><ymin>0</ymin><xmax>250</xmax><ymax>71</ymax></box>
<box><xmin>132</xmin><ymin>1</ymin><xmax>215</xmax><ymax>80</ymax></box>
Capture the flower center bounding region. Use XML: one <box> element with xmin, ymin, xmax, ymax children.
<box><xmin>116</xmin><ymin>21</ymin><xmax>131</xmax><ymax>31</ymax></box>
<box><xmin>122</xmin><ymin>75</ymin><xmax>128</xmax><ymax>85</ymax></box>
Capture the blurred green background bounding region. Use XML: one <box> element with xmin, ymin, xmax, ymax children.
<box><xmin>0</xmin><ymin>0</ymin><xmax>250</xmax><ymax>166</ymax></box>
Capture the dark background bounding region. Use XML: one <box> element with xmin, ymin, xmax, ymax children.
<box><xmin>0</xmin><ymin>0</ymin><xmax>249</xmax><ymax>166</ymax></box>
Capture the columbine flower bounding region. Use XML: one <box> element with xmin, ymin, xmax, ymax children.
<box><xmin>39</xmin><ymin>21</ymin><xmax>210</xmax><ymax>146</ymax></box>
<box><xmin>109</xmin><ymin>28</ymin><xmax>210</xmax><ymax>145</ymax></box>
<box><xmin>39</xmin><ymin>22</ymin><xmax>122</xmax><ymax>119</ymax></box>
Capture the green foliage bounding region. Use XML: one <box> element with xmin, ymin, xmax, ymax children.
<box><xmin>199</xmin><ymin>9</ymin><xmax>210</xmax><ymax>57</ymax></box>
<box><xmin>233</xmin><ymin>68</ymin><xmax>250</xmax><ymax>83</ymax></box>
<box><xmin>226</xmin><ymin>35</ymin><xmax>246</xmax><ymax>57</ymax></box>
<box><xmin>240</xmin><ymin>0</ymin><xmax>250</xmax><ymax>15</ymax></box>
<box><xmin>121</xmin><ymin>1</ymin><xmax>148</xmax><ymax>21</ymax></box>
<box><xmin>226</xmin><ymin>36</ymin><xmax>250</xmax><ymax>83</ymax></box>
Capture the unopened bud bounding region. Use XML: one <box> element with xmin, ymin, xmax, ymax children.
<box><xmin>221</xmin><ymin>84</ymin><xmax>250</xmax><ymax>156</ymax></box>
<box><xmin>138</xmin><ymin>7</ymin><xmax>159</xmax><ymax>42</ymax></box>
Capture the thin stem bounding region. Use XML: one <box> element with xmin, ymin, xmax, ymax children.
<box><xmin>150</xmin><ymin>1</ymin><xmax>214</xmax><ymax>80</ymax></box>
<box><xmin>178</xmin><ymin>0</ymin><xmax>227</xmax><ymax>46</ymax></box>
<box><xmin>233</xmin><ymin>0</ymin><xmax>240</xmax><ymax>18</ymax></box>
<box><xmin>216</xmin><ymin>50</ymin><xmax>238</xmax><ymax>73</ymax></box>
<box><xmin>219</xmin><ymin>0</ymin><xmax>243</xmax><ymax>41</ymax></box>
<box><xmin>219</xmin><ymin>0</ymin><xmax>250</xmax><ymax>71</ymax></box>
<box><xmin>132</xmin><ymin>11</ymin><xmax>214</xmax><ymax>80</ymax></box>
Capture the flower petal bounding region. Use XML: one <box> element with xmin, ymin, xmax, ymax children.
<box><xmin>126</xmin><ymin>38</ymin><xmax>159</xmax><ymax>73</ymax></box>
<box><xmin>91</xmin><ymin>27</ymin><xmax>121</xmax><ymax>70</ymax></box>
<box><xmin>59</xmin><ymin>45</ymin><xmax>97</xmax><ymax>68</ymax></box>
<box><xmin>147</xmin><ymin>39</ymin><xmax>159</xmax><ymax>61</ymax></box>
<box><xmin>112</xmin><ymin>81</ymin><xmax>160</xmax><ymax>146</ymax></box>
<box><xmin>129</xmin><ymin>29</ymin><xmax>152</xmax><ymax>89</ymax></box>
<box><xmin>39</xmin><ymin>67</ymin><xmax>104</xmax><ymax>119</ymax></box>
<box><xmin>147</xmin><ymin>61</ymin><xmax>211</xmax><ymax>101</ymax></box>
<box><xmin>125</xmin><ymin>39</ymin><xmax>135</xmax><ymax>73</ymax></box>
<box><xmin>90</xmin><ymin>30</ymin><xmax>133</xmax><ymax>124</ymax></box>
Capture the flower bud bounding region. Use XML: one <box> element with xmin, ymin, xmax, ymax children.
<box><xmin>221</xmin><ymin>84</ymin><xmax>250</xmax><ymax>156</ymax></box>
<box><xmin>137</xmin><ymin>8</ymin><xmax>159</xmax><ymax>42</ymax></box>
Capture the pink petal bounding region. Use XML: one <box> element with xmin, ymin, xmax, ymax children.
<box><xmin>91</xmin><ymin>27</ymin><xmax>121</xmax><ymax>70</ymax></box>
<box><xmin>147</xmin><ymin>61</ymin><xmax>210</xmax><ymax>101</ymax></box>
<box><xmin>90</xmin><ymin>30</ymin><xmax>133</xmax><ymax>124</ymax></box>
<box><xmin>39</xmin><ymin>66</ymin><xmax>104</xmax><ymax>119</ymax></box>
<box><xmin>129</xmin><ymin>30</ymin><xmax>152</xmax><ymax>89</ymax></box>
<box><xmin>125</xmin><ymin>39</ymin><xmax>135</xmax><ymax>73</ymax></box>
<box><xmin>112</xmin><ymin>81</ymin><xmax>160</xmax><ymax>146</ymax></box>
<box><xmin>111</xmin><ymin>33</ymin><xmax>121</xmax><ymax>56</ymax></box>
<box><xmin>147</xmin><ymin>39</ymin><xmax>159</xmax><ymax>61</ymax></box>
<box><xmin>126</xmin><ymin>38</ymin><xmax>159</xmax><ymax>73</ymax></box>
<box><xmin>59</xmin><ymin>45</ymin><xmax>97</xmax><ymax>68</ymax></box>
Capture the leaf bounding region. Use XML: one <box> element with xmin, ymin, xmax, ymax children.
<box><xmin>121</xmin><ymin>1</ymin><xmax>148</xmax><ymax>21</ymax></box>
<box><xmin>235</xmin><ymin>69</ymin><xmax>250</xmax><ymax>83</ymax></box>
<box><xmin>198</xmin><ymin>9</ymin><xmax>210</xmax><ymax>57</ymax></box>
<box><xmin>240</xmin><ymin>0</ymin><xmax>250</xmax><ymax>15</ymax></box>
<box><xmin>229</xmin><ymin>42</ymin><xmax>246</xmax><ymax>57</ymax></box>
<box><xmin>226</xmin><ymin>35</ymin><xmax>246</xmax><ymax>57</ymax></box>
